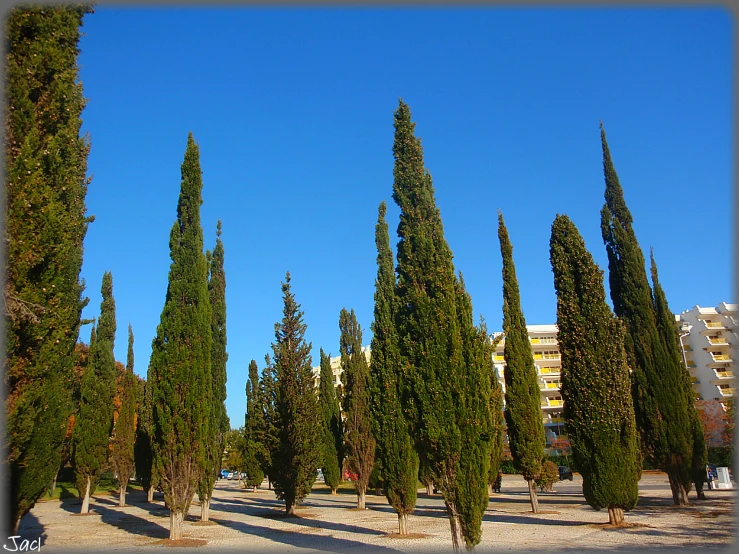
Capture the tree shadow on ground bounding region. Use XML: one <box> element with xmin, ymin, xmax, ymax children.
<box><xmin>209</xmin><ymin>499</ymin><xmax>386</xmax><ymax>537</ymax></box>
<box><xmin>91</xmin><ymin>502</ymin><xmax>170</xmax><ymax>539</ymax></box>
<box><xmin>16</xmin><ymin>510</ymin><xmax>48</xmax><ymax>547</ymax></box>
<box><xmin>208</xmin><ymin>515</ymin><xmax>404</xmax><ymax>553</ymax></box>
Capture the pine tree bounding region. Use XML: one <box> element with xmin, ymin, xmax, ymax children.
<box><xmin>550</xmin><ymin>214</ymin><xmax>640</xmax><ymax>525</ymax></box>
<box><xmin>134</xmin><ymin>376</ymin><xmax>155</xmax><ymax>502</ymax></box>
<box><xmin>392</xmin><ymin>98</ymin><xmax>493</xmax><ymax>551</ymax></box>
<box><xmin>198</xmin><ymin>221</ymin><xmax>228</xmax><ymax>521</ymax></box>
<box><xmin>270</xmin><ymin>273</ymin><xmax>322</xmax><ymax>515</ymax></box>
<box><xmin>600</xmin><ymin>122</ymin><xmax>693</xmax><ymax>505</ymax></box>
<box><xmin>368</xmin><ymin>201</ymin><xmax>418</xmax><ymax>534</ymax></box>
<box><xmin>110</xmin><ymin>324</ymin><xmax>137</xmax><ymax>507</ymax></box>
<box><xmin>244</xmin><ymin>360</ymin><xmax>265</xmax><ymax>490</ymax></box>
<box><xmin>72</xmin><ymin>272</ymin><xmax>118</xmax><ymax>514</ymax></box>
<box><xmin>339</xmin><ymin>308</ymin><xmax>376</xmax><ymax>510</ymax></box>
<box><xmin>318</xmin><ymin>349</ymin><xmax>342</xmax><ymax>494</ymax></box>
<box><xmin>149</xmin><ymin>133</ymin><xmax>213</xmax><ymax>540</ymax></box>
<box><xmin>497</xmin><ymin>212</ymin><xmax>546</xmax><ymax>514</ymax></box>
<box><xmin>4</xmin><ymin>5</ymin><xmax>94</xmax><ymax>532</ymax></box>
<box><xmin>649</xmin><ymin>251</ymin><xmax>707</xmax><ymax>500</ymax></box>
<box><xmin>487</xmin><ymin>334</ymin><xmax>506</xmax><ymax>492</ymax></box>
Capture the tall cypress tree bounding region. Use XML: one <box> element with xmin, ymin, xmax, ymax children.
<box><xmin>134</xmin><ymin>375</ymin><xmax>155</xmax><ymax>502</ymax></box>
<box><xmin>318</xmin><ymin>349</ymin><xmax>342</xmax><ymax>494</ymax></box>
<box><xmin>4</xmin><ymin>5</ymin><xmax>94</xmax><ymax>532</ymax></box>
<box><xmin>149</xmin><ymin>133</ymin><xmax>212</xmax><ymax>540</ymax></box>
<box><xmin>259</xmin><ymin>354</ymin><xmax>278</xmax><ymax>486</ymax></box>
<box><xmin>392</xmin><ymin>99</ymin><xmax>493</xmax><ymax>551</ymax></box>
<box><xmin>198</xmin><ymin>221</ymin><xmax>228</xmax><ymax>521</ymax></box>
<box><xmin>270</xmin><ymin>273</ymin><xmax>322</xmax><ymax>515</ymax></box>
<box><xmin>550</xmin><ymin>214</ymin><xmax>640</xmax><ymax>525</ymax></box>
<box><xmin>72</xmin><ymin>272</ymin><xmax>117</xmax><ymax>514</ymax></box>
<box><xmin>244</xmin><ymin>360</ymin><xmax>265</xmax><ymax>490</ymax></box>
<box><xmin>339</xmin><ymin>308</ymin><xmax>376</xmax><ymax>510</ymax></box>
<box><xmin>600</xmin><ymin>123</ymin><xmax>693</xmax><ymax>505</ymax></box>
<box><xmin>368</xmin><ymin>201</ymin><xmax>418</xmax><ymax>534</ymax></box>
<box><xmin>497</xmin><ymin>212</ymin><xmax>546</xmax><ymax>514</ymax></box>
<box><xmin>111</xmin><ymin>324</ymin><xmax>137</xmax><ymax>507</ymax></box>
<box><xmin>649</xmin><ymin>250</ymin><xmax>707</xmax><ymax>500</ymax></box>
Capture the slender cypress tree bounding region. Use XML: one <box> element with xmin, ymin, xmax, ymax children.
<box><xmin>197</xmin><ymin>221</ymin><xmax>228</xmax><ymax>521</ymax></box>
<box><xmin>550</xmin><ymin>214</ymin><xmax>640</xmax><ymax>525</ymax></box>
<box><xmin>110</xmin><ymin>324</ymin><xmax>137</xmax><ymax>507</ymax></box>
<box><xmin>318</xmin><ymin>349</ymin><xmax>342</xmax><ymax>494</ymax></box>
<box><xmin>270</xmin><ymin>273</ymin><xmax>322</xmax><ymax>515</ymax></box>
<box><xmin>497</xmin><ymin>212</ymin><xmax>546</xmax><ymax>514</ymax></box>
<box><xmin>149</xmin><ymin>133</ymin><xmax>213</xmax><ymax>539</ymax></box>
<box><xmin>392</xmin><ymin>99</ymin><xmax>493</xmax><ymax>551</ymax></box>
<box><xmin>134</xmin><ymin>376</ymin><xmax>155</xmax><ymax>502</ymax></box>
<box><xmin>487</xmin><ymin>334</ymin><xmax>506</xmax><ymax>492</ymax></box>
<box><xmin>649</xmin><ymin>251</ymin><xmax>707</xmax><ymax>500</ymax></box>
<box><xmin>600</xmin><ymin>123</ymin><xmax>693</xmax><ymax>505</ymax></box>
<box><xmin>368</xmin><ymin>201</ymin><xmax>418</xmax><ymax>534</ymax></box>
<box><xmin>259</xmin><ymin>354</ymin><xmax>278</xmax><ymax>486</ymax></box>
<box><xmin>244</xmin><ymin>360</ymin><xmax>265</xmax><ymax>490</ymax></box>
<box><xmin>339</xmin><ymin>308</ymin><xmax>376</xmax><ymax>510</ymax></box>
<box><xmin>453</xmin><ymin>273</ymin><xmax>497</xmax><ymax>545</ymax></box>
<box><xmin>4</xmin><ymin>5</ymin><xmax>94</xmax><ymax>532</ymax></box>
<box><xmin>72</xmin><ymin>272</ymin><xmax>117</xmax><ymax>514</ymax></box>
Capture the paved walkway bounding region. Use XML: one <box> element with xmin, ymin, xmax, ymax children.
<box><xmin>16</xmin><ymin>474</ymin><xmax>737</xmax><ymax>552</ymax></box>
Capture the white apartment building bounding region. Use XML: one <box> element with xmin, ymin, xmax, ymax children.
<box><xmin>311</xmin><ymin>346</ymin><xmax>371</xmax><ymax>389</ymax></box>
<box><xmin>675</xmin><ymin>302</ymin><xmax>738</xmax><ymax>406</ymax></box>
<box><xmin>492</xmin><ymin>324</ymin><xmax>565</xmax><ymax>444</ymax></box>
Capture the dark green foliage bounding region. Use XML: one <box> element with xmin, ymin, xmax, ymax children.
<box><xmin>452</xmin><ymin>274</ymin><xmax>497</xmax><ymax>543</ymax></box>
<box><xmin>535</xmin><ymin>461</ymin><xmax>559</xmax><ymax>492</ymax></box>
<box><xmin>368</xmin><ymin>201</ymin><xmax>417</xmax><ymax>523</ymax></box>
<box><xmin>4</xmin><ymin>5</ymin><xmax>94</xmax><ymax>531</ymax></box>
<box><xmin>198</xmin><ymin>221</ymin><xmax>228</xmax><ymax>515</ymax></box>
<box><xmin>259</xmin><ymin>354</ymin><xmax>278</xmax><ymax>482</ymax></box>
<box><xmin>487</xmin><ymin>337</ymin><xmax>506</xmax><ymax>489</ymax></box>
<box><xmin>134</xmin><ymin>376</ymin><xmax>155</xmax><ymax>496</ymax></box>
<box><xmin>392</xmin><ymin>98</ymin><xmax>493</xmax><ymax>549</ymax></box>
<box><xmin>340</xmin><ymin>308</ymin><xmax>376</xmax><ymax>507</ymax></box>
<box><xmin>650</xmin><ymin>251</ymin><xmax>706</xmax><ymax>497</ymax></box>
<box><xmin>550</xmin><ymin>214</ymin><xmax>639</xmax><ymax>515</ymax></box>
<box><xmin>270</xmin><ymin>273</ymin><xmax>322</xmax><ymax>514</ymax></box>
<box><xmin>497</xmin><ymin>213</ymin><xmax>546</xmax><ymax>483</ymax></box>
<box><xmin>110</xmin><ymin>325</ymin><xmax>138</xmax><ymax>501</ymax></box>
<box><xmin>72</xmin><ymin>272</ymin><xmax>118</xmax><ymax>506</ymax></box>
<box><xmin>318</xmin><ymin>349</ymin><xmax>342</xmax><ymax>492</ymax></box>
<box><xmin>148</xmin><ymin>133</ymin><xmax>212</xmax><ymax>535</ymax></box>
<box><xmin>244</xmin><ymin>360</ymin><xmax>265</xmax><ymax>488</ymax></box>
<box><xmin>600</xmin><ymin>123</ymin><xmax>693</xmax><ymax>504</ymax></box>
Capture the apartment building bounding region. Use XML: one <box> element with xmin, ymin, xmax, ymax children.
<box><xmin>675</xmin><ymin>302</ymin><xmax>738</xmax><ymax>406</ymax></box>
<box><xmin>311</xmin><ymin>346</ymin><xmax>371</xmax><ymax>389</ymax></box>
<box><xmin>492</xmin><ymin>324</ymin><xmax>565</xmax><ymax>444</ymax></box>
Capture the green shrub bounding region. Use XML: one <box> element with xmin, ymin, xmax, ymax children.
<box><xmin>535</xmin><ymin>461</ymin><xmax>559</xmax><ymax>492</ymax></box>
<box><xmin>500</xmin><ymin>460</ymin><xmax>518</xmax><ymax>474</ymax></box>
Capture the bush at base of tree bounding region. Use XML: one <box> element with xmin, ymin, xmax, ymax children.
<box><xmin>536</xmin><ymin>461</ymin><xmax>559</xmax><ymax>492</ymax></box>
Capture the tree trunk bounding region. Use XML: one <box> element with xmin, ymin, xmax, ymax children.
<box><xmin>425</xmin><ymin>482</ymin><xmax>432</xmax><ymax>495</ymax></box>
<box><xmin>608</xmin><ymin>506</ymin><xmax>624</xmax><ymax>525</ymax></box>
<box><xmin>169</xmin><ymin>510</ymin><xmax>183</xmax><ymax>540</ymax></box>
<box><xmin>357</xmin><ymin>489</ymin><xmax>366</xmax><ymax>510</ymax></box>
<box><xmin>694</xmin><ymin>480</ymin><xmax>706</xmax><ymax>500</ymax></box>
<box><xmin>200</xmin><ymin>497</ymin><xmax>210</xmax><ymax>522</ymax></box>
<box><xmin>488</xmin><ymin>483</ymin><xmax>493</xmax><ymax>496</ymax></box>
<box><xmin>331</xmin><ymin>487</ymin><xmax>337</xmax><ymax>496</ymax></box>
<box><xmin>527</xmin><ymin>479</ymin><xmax>540</xmax><ymax>514</ymax></box>
<box><xmin>119</xmin><ymin>484</ymin><xmax>126</xmax><ymax>507</ymax></box>
<box><xmin>444</xmin><ymin>500</ymin><xmax>463</xmax><ymax>553</ymax></box>
<box><xmin>285</xmin><ymin>500</ymin><xmax>295</xmax><ymax>516</ymax></box>
<box><xmin>667</xmin><ymin>472</ymin><xmax>689</xmax><ymax>506</ymax></box>
<box><xmin>147</xmin><ymin>487</ymin><xmax>154</xmax><ymax>503</ymax></box>
<box><xmin>80</xmin><ymin>476</ymin><xmax>91</xmax><ymax>514</ymax></box>
<box><xmin>398</xmin><ymin>512</ymin><xmax>409</xmax><ymax>535</ymax></box>
<box><xmin>50</xmin><ymin>473</ymin><xmax>58</xmax><ymax>498</ymax></box>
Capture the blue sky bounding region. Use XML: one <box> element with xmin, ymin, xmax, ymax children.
<box><xmin>76</xmin><ymin>6</ymin><xmax>734</xmax><ymax>428</ymax></box>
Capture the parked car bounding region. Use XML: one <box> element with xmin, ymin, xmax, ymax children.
<box><xmin>227</xmin><ymin>471</ymin><xmax>236</xmax><ymax>480</ymax></box>
<box><xmin>220</xmin><ymin>469</ymin><xmax>229</xmax><ymax>480</ymax></box>
<box><xmin>557</xmin><ymin>465</ymin><xmax>573</xmax><ymax>481</ymax></box>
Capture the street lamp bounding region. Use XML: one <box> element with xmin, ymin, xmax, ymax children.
<box><xmin>678</xmin><ymin>321</ymin><xmax>692</xmax><ymax>372</ymax></box>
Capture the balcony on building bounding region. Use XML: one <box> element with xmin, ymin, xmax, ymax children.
<box><xmin>539</xmin><ymin>379</ymin><xmax>561</xmax><ymax>392</ymax></box>
<box><xmin>699</xmin><ymin>319</ymin><xmax>727</xmax><ymax>334</ymax></box>
<box><xmin>707</xmin><ymin>351</ymin><xmax>733</xmax><ymax>367</ymax></box>
<box><xmin>711</xmin><ymin>369</ymin><xmax>735</xmax><ymax>383</ymax></box>
<box><xmin>541</xmin><ymin>397</ymin><xmax>564</xmax><ymax>409</ymax></box>
<box><xmin>717</xmin><ymin>385</ymin><xmax>736</xmax><ymax>397</ymax></box>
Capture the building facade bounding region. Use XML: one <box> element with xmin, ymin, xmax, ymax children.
<box><xmin>311</xmin><ymin>346</ymin><xmax>371</xmax><ymax>390</ymax></box>
<box><xmin>676</xmin><ymin>302</ymin><xmax>738</xmax><ymax>407</ymax></box>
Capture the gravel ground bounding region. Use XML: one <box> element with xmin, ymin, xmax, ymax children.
<box><xmin>15</xmin><ymin>473</ymin><xmax>737</xmax><ymax>553</ymax></box>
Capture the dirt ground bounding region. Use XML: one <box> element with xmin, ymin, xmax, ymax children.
<box><xmin>15</xmin><ymin>473</ymin><xmax>738</xmax><ymax>553</ymax></box>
